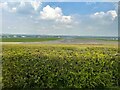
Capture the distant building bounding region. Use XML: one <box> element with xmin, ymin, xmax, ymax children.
<box><xmin>13</xmin><ymin>35</ymin><xmax>17</xmax><ymax>38</ymax></box>
<box><xmin>21</xmin><ymin>36</ymin><xmax>26</xmax><ymax>38</ymax></box>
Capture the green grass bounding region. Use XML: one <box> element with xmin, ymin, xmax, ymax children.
<box><xmin>2</xmin><ymin>44</ymin><xmax>119</xmax><ymax>89</ymax></box>
<box><xmin>75</xmin><ymin>38</ymin><xmax>118</xmax><ymax>41</ymax></box>
<box><xmin>2</xmin><ymin>38</ymin><xmax>61</xmax><ymax>42</ymax></box>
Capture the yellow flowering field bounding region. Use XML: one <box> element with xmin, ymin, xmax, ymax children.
<box><xmin>2</xmin><ymin>44</ymin><xmax>119</xmax><ymax>89</ymax></box>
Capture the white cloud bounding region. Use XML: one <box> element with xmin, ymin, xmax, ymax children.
<box><xmin>40</xmin><ymin>5</ymin><xmax>62</xmax><ymax>20</ymax></box>
<box><xmin>94</xmin><ymin>12</ymin><xmax>105</xmax><ymax>17</ymax></box>
<box><xmin>40</xmin><ymin>5</ymin><xmax>72</xmax><ymax>24</ymax></box>
<box><xmin>11</xmin><ymin>7</ymin><xmax>17</xmax><ymax>12</ymax></box>
<box><xmin>0</xmin><ymin>2</ymin><xmax>17</xmax><ymax>13</ymax></box>
<box><xmin>0</xmin><ymin>2</ymin><xmax>8</xmax><ymax>9</ymax></box>
<box><xmin>31</xmin><ymin>0</ymin><xmax>42</xmax><ymax>11</ymax></box>
<box><xmin>19</xmin><ymin>1</ymin><xmax>25</xmax><ymax>7</ymax></box>
<box><xmin>92</xmin><ymin>10</ymin><xmax>117</xmax><ymax>20</ymax></box>
<box><xmin>60</xmin><ymin>16</ymin><xmax>72</xmax><ymax>23</ymax></box>
<box><xmin>107</xmin><ymin>10</ymin><xmax>117</xmax><ymax>20</ymax></box>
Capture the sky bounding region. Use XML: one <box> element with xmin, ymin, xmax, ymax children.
<box><xmin>0</xmin><ymin>0</ymin><xmax>118</xmax><ymax>36</ymax></box>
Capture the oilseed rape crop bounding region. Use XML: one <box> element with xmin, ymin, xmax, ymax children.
<box><xmin>2</xmin><ymin>44</ymin><xmax>120</xmax><ymax>89</ymax></box>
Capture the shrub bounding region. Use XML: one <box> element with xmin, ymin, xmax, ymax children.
<box><xmin>2</xmin><ymin>45</ymin><xmax>119</xmax><ymax>89</ymax></box>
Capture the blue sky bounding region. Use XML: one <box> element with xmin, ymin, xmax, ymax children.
<box><xmin>0</xmin><ymin>1</ymin><xmax>118</xmax><ymax>36</ymax></box>
<box><xmin>42</xmin><ymin>2</ymin><xmax>116</xmax><ymax>15</ymax></box>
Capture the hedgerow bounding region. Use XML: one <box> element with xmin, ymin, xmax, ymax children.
<box><xmin>2</xmin><ymin>45</ymin><xmax>119</xmax><ymax>89</ymax></box>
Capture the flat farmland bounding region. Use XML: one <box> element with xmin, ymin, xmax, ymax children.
<box><xmin>2</xmin><ymin>44</ymin><xmax>119</xmax><ymax>89</ymax></box>
<box><xmin>2</xmin><ymin>38</ymin><xmax>61</xmax><ymax>42</ymax></box>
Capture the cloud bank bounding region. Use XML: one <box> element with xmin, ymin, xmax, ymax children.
<box><xmin>1</xmin><ymin>2</ymin><xmax>118</xmax><ymax>36</ymax></box>
<box><xmin>40</xmin><ymin>5</ymin><xmax>72</xmax><ymax>24</ymax></box>
<box><xmin>92</xmin><ymin>10</ymin><xmax>117</xmax><ymax>20</ymax></box>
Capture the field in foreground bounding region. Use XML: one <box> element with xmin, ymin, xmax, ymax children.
<box><xmin>2</xmin><ymin>44</ymin><xmax>120</xmax><ymax>89</ymax></box>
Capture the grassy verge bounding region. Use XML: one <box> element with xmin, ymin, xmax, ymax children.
<box><xmin>75</xmin><ymin>38</ymin><xmax>118</xmax><ymax>41</ymax></box>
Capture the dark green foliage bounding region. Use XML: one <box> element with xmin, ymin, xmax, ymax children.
<box><xmin>2</xmin><ymin>45</ymin><xmax>119</xmax><ymax>89</ymax></box>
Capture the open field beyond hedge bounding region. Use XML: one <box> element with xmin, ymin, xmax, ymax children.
<box><xmin>2</xmin><ymin>38</ymin><xmax>61</xmax><ymax>42</ymax></box>
<box><xmin>2</xmin><ymin>44</ymin><xmax>120</xmax><ymax>89</ymax></box>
